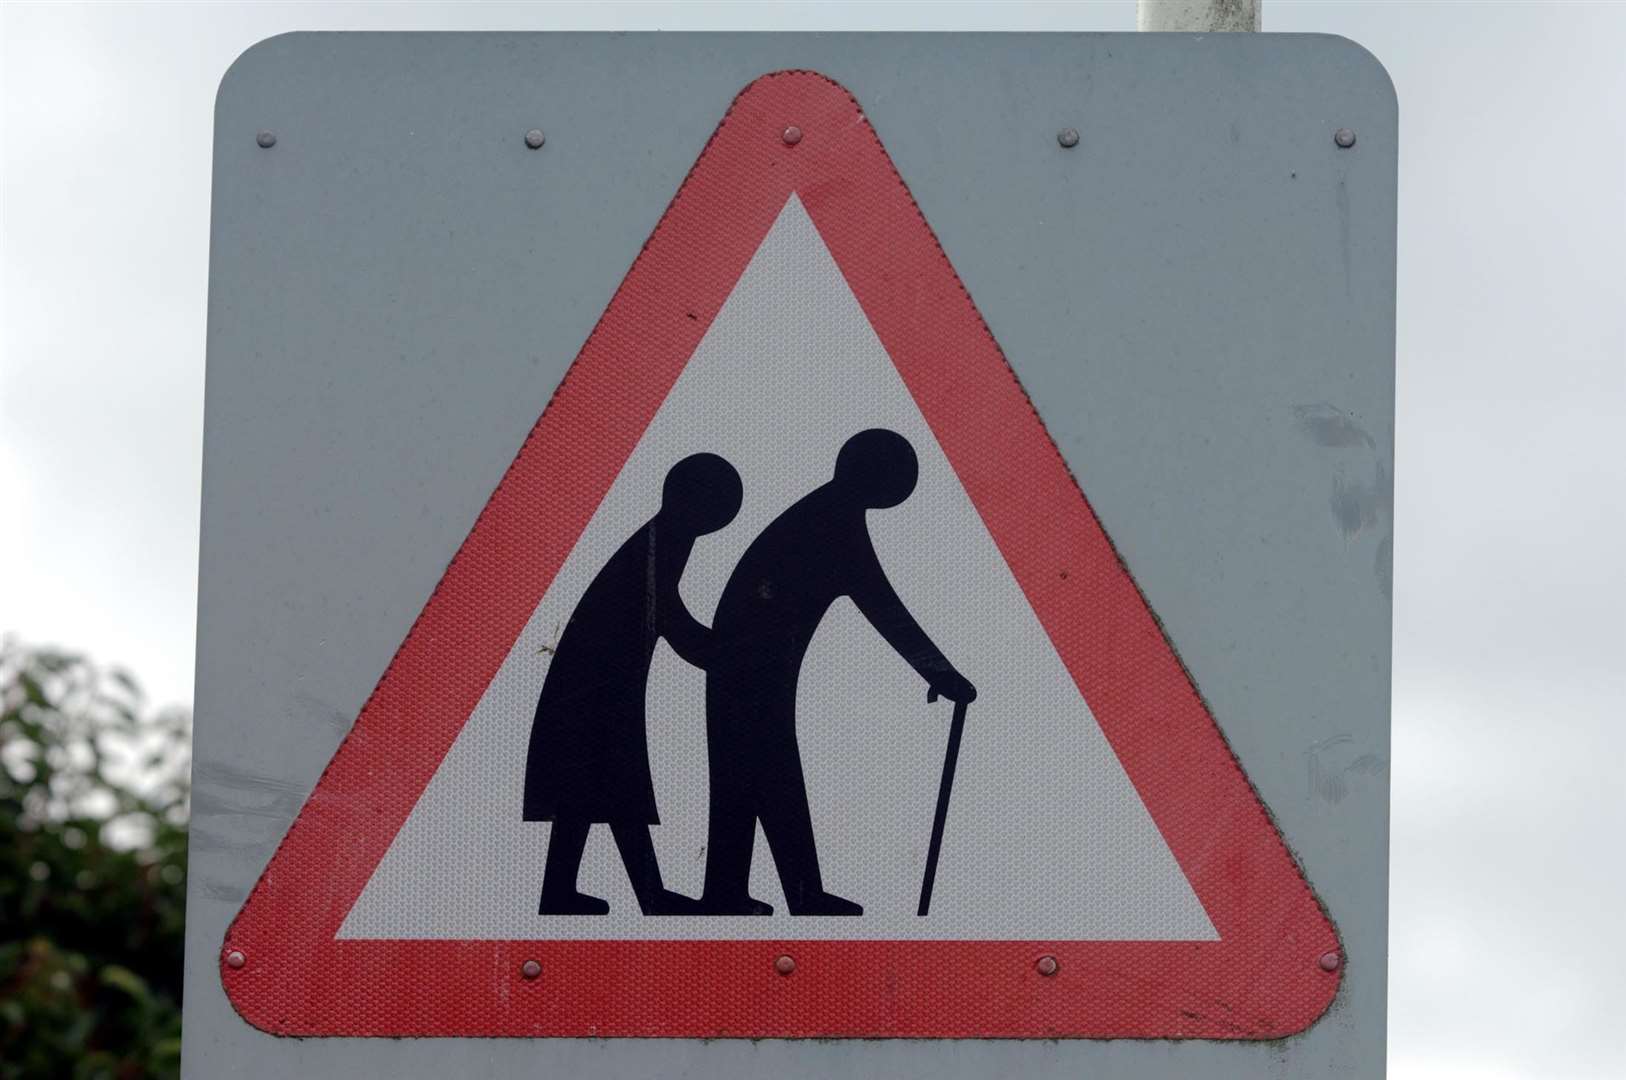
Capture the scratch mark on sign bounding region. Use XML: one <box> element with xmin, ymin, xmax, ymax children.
<box><xmin>1305</xmin><ymin>735</ymin><xmax>1388</xmax><ymax>804</ymax></box>
<box><xmin>1375</xmin><ymin>535</ymin><xmax>1394</xmax><ymax>600</ymax></box>
<box><xmin>1336</xmin><ymin>177</ymin><xmax>1352</xmax><ymax>288</ymax></box>
<box><xmin>290</xmin><ymin>690</ymin><xmax>354</xmax><ymax>733</ymax></box>
<box><xmin>1293</xmin><ymin>403</ymin><xmax>1375</xmax><ymax>450</ymax></box>
<box><xmin>197</xmin><ymin>878</ymin><xmax>251</xmax><ymax>904</ymax></box>
<box><xmin>1293</xmin><ymin>403</ymin><xmax>1394</xmax><ymax>596</ymax></box>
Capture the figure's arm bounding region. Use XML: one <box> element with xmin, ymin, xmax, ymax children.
<box><xmin>850</xmin><ymin>542</ymin><xmax>976</xmax><ymax>703</ymax></box>
<box><xmin>660</xmin><ymin>593</ymin><xmax>714</xmax><ymax>669</ymax></box>
<box><xmin>655</xmin><ymin>540</ymin><xmax>715</xmax><ymax>669</ymax></box>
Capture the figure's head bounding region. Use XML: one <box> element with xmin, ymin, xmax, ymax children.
<box><xmin>833</xmin><ymin>428</ymin><xmax>918</xmax><ymax>509</ymax></box>
<box><xmin>660</xmin><ymin>452</ymin><xmax>743</xmax><ymax>535</ymax></box>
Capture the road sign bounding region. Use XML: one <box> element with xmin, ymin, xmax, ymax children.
<box><xmin>222</xmin><ymin>70</ymin><xmax>1340</xmax><ymax>1038</ymax></box>
<box><xmin>189</xmin><ymin>31</ymin><xmax>1394</xmax><ymax>1078</ymax></box>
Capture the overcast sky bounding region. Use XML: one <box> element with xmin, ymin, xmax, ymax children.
<box><xmin>3</xmin><ymin>2</ymin><xmax>1624</xmax><ymax>1077</ymax></box>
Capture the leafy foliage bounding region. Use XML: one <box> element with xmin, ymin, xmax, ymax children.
<box><xmin>1</xmin><ymin>639</ymin><xmax>189</xmax><ymax>1079</ymax></box>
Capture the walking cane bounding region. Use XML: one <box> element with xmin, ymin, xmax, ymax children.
<box><xmin>918</xmin><ymin>688</ymin><xmax>969</xmax><ymax>917</ymax></box>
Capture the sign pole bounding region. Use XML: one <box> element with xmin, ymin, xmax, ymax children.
<box><xmin>1137</xmin><ymin>0</ymin><xmax>1260</xmax><ymax>32</ymax></box>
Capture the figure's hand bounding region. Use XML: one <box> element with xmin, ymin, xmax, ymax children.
<box><xmin>927</xmin><ymin>670</ymin><xmax>977</xmax><ymax>705</ymax></box>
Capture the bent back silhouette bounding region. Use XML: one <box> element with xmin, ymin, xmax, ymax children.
<box><xmin>700</xmin><ymin>428</ymin><xmax>976</xmax><ymax>916</ymax></box>
<box><xmin>523</xmin><ymin>452</ymin><xmax>742</xmax><ymax>915</ymax></box>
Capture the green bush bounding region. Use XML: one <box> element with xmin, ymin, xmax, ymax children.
<box><xmin>1</xmin><ymin>640</ymin><xmax>189</xmax><ymax>1080</ymax></box>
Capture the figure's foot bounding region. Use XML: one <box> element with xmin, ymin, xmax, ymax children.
<box><xmin>789</xmin><ymin>891</ymin><xmax>863</xmax><ymax>917</ymax></box>
<box><xmin>538</xmin><ymin>890</ymin><xmax>610</xmax><ymax>915</ymax></box>
<box><xmin>639</xmin><ymin>888</ymin><xmax>706</xmax><ymax>916</ymax></box>
<box><xmin>698</xmin><ymin>893</ymin><xmax>775</xmax><ymax>916</ymax></box>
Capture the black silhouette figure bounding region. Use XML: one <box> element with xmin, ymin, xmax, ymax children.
<box><xmin>699</xmin><ymin>428</ymin><xmax>977</xmax><ymax>916</ymax></box>
<box><xmin>523</xmin><ymin>452</ymin><xmax>742</xmax><ymax>915</ymax></box>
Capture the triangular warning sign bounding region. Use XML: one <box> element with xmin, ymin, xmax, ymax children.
<box><xmin>224</xmin><ymin>71</ymin><xmax>1340</xmax><ymax>1040</ymax></box>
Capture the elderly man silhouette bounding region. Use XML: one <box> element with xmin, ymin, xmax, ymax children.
<box><xmin>523</xmin><ymin>452</ymin><xmax>742</xmax><ymax>915</ymax></box>
<box><xmin>699</xmin><ymin>428</ymin><xmax>976</xmax><ymax>916</ymax></box>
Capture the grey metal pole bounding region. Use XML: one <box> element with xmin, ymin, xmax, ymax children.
<box><xmin>1138</xmin><ymin>0</ymin><xmax>1260</xmax><ymax>32</ymax></box>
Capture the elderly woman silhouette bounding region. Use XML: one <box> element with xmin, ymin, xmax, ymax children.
<box><xmin>523</xmin><ymin>452</ymin><xmax>742</xmax><ymax>915</ymax></box>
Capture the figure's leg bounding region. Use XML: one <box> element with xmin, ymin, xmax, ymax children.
<box><xmin>757</xmin><ymin>733</ymin><xmax>862</xmax><ymax>917</ymax></box>
<box><xmin>698</xmin><ymin>807</ymin><xmax>772</xmax><ymax>915</ymax></box>
<box><xmin>697</xmin><ymin>719</ymin><xmax>773</xmax><ymax>915</ymax></box>
<box><xmin>610</xmin><ymin>822</ymin><xmax>703</xmax><ymax>915</ymax></box>
<box><xmin>538</xmin><ymin>818</ymin><xmax>610</xmax><ymax>915</ymax></box>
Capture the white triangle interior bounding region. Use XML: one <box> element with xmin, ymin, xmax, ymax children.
<box><xmin>340</xmin><ymin>196</ymin><xmax>1217</xmax><ymax>942</ymax></box>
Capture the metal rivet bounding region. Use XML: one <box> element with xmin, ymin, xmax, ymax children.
<box><xmin>1057</xmin><ymin>128</ymin><xmax>1080</xmax><ymax>149</ymax></box>
<box><xmin>1036</xmin><ymin>954</ymin><xmax>1059</xmax><ymax>977</ymax></box>
<box><xmin>781</xmin><ymin>126</ymin><xmax>803</xmax><ymax>146</ymax></box>
<box><xmin>524</xmin><ymin>129</ymin><xmax>546</xmax><ymax>150</ymax></box>
<box><xmin>224</xmin><ymin>949</ymin><xmax>246</xmax><ymax>969</ymax></box>
<box><xmin>774</xmin><ymin>954</ymin><xmax>796</xmax><ymax>976</ymax></box>
<box><xmin>1333</xmin><ymin>127</ymin><xmax>1357</xmax><ymax>149</ymax></box>
<box><xmin>1318</xmin><ymin>950</ymin><xmax>1341</xmax><ymax>972</ymax></box>
<box><xmin>255</xmin><ymin>131</ymin><xmax>276</xmax><ymax>149</ymax></box>
<box><xmin>520</xmin><ymin>959</ymin><xmax>542</xmax><ymax>979</ymax></box>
